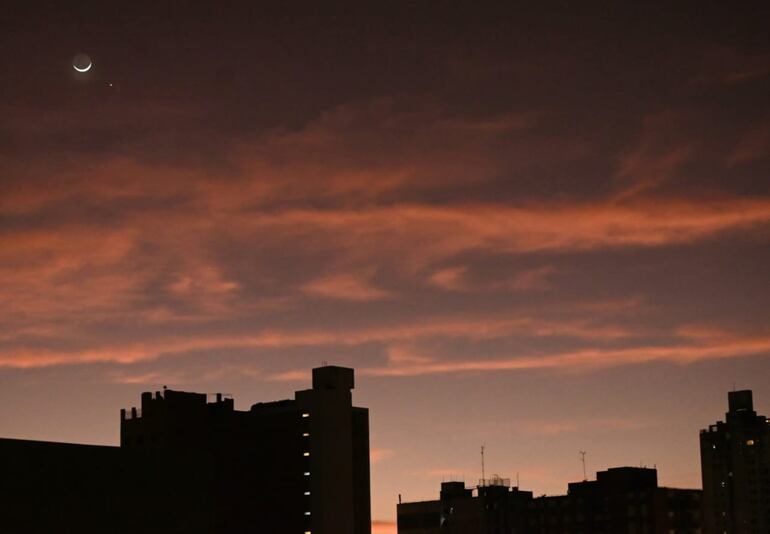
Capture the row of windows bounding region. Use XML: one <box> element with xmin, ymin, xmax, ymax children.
<box><xmin>302</xmin><ymin>412</ymin><xmax>311</xmax><ymax>525</ymax></box>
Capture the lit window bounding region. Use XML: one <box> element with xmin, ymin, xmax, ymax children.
<box><xmin>746</xmin><ymin>439</ymin><xmax>755</xmax><ymax>446</ymax></box>
<box><xmin>305</xmin><ymin>511</ymin><xmax>311</xmax><ymax>516</ymax></box>
<box><xmin>304</xmin><ymin>491</ymin><xmax>311</xmax><ymax>496</ymax></box>
<box><xmin>304</xmin><ymin>472</ymin><xmax>310</xmax><ymax>476</ymax></box>
<box><xmin>303</xmin><ymin>432</ymin><xmax>310</xmax><ymax>437</ymax></box>
<box><xmin>305</xmin><ymin>532</ymin><xmax>312</xmax><ymax>534</ymax></box>
<box><xmin>303</xmin><ymin>452</ymin><xmax>310</xmax><ymax>456</ymax></box>
<box><xmin>302</xmin><ymin>413</ymin><xmax>310</xmax><ymax>418</ymax></box>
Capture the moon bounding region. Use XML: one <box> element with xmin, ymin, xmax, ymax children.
<box><xmin>73</xmin><ymin>53</ymin><xmax>92</xmax><ymax>73</ymax></box>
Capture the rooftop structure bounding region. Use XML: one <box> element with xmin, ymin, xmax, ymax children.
<box><xmin>398</xmin><ymin>466</ymin><xmax>701</xmax><ymax>534</ymax></box>
<box><xmin>0</xmin><ymin>366</ymin><xmax>371</xmax><ymax>534</ymax></box>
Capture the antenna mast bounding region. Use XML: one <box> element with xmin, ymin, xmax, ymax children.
<box><xmin>481</xmin><ymin>445</ymin><xmax>486</xmax><ymax>482</ymax></box>
<box><xmin>579</xmin><ymin>451</ymin><xmax>587</xmax><ymax>481</ymax></box>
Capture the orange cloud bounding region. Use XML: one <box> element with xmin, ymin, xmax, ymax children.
<box><xmin>508</xmin><ymin>266</ymin><xmax>556</xmax><ymax>291</ymax></box>
<box><xmin>371</xmin><ymin>448</ymin><xmax>394</xmax><ymax>464</ymax></box>
<box><xmin>301</xmin><ymin>272</ymin><xmax>393</xmax><ymax>301</ymax></box>
<box><xmin>0</xmin><ymin>314</ymin><xmax>629</xmax><ymax>369</ymax></box>
<box><xmin>362</xmin><ymin>332</ymin><xmax>770</xmax><ymax>378</ymax></box>
<box><xmin>427</xmin><ymin>266</ymin><xmax>468</xmax><ymax>291</ymax></box>
<box><xmin>372</xmin><ymin>520</ymin><xmax>397</xmax><ymax>534</ymax></box>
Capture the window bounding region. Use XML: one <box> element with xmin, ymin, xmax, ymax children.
<box><xmin>303</xmin><ymin>452</ymin><xmax>310</xmax><ymax>456</ymax></box>
<box><xmin>302</xmin><ymin>413</ymin><xmax>310</xmax><ymax>418</ymax></box>
<box><xmin>304</xmin><ymin>472</ymin><xmax>310</xmax><ymax>476</ymax></box>
<box><xmin>304</xmin><ymin>511</ymin><xmax>311</xmax><ymax>516</ymax></box>
<box><xmin>303</xmin><ymin>432</ymin><xmax>310</xmax><ymax>437</ymax></box>
<box><xmin>304</xmin><ymin>491</ymin><xmax>311</xmax><ymax>496</ymax></box>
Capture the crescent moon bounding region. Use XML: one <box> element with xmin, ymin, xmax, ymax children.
<box><xmin>74</xmin><ymin>61</ymin><xmax>92</xmax><ymax>73</ymax></box>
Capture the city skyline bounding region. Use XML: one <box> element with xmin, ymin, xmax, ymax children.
<box><xmin>2</xmin><ymin>3</ymin><xmax>770</xmax><ymax>532</ymax></box>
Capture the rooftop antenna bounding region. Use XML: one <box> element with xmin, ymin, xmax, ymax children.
<box><xmin>322</xmin><ymin>360</ymin><xmax>328</xmax><ymax>367</ymax></box>
<box><xmin>516</xmin><ymin>472</ymin><xmax>520</xmax><ymax>488</ymax></box>
<box><xmin>481</xmin><ymin>445</ymin><xmax>486</xmax><ymax>482</ymax></box>
<box><xmin>579</xmin><ymin>451</ymin><xmax>587</xmax><ymax>481</ymax></box>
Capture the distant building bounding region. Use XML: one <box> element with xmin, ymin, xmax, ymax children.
<box><xmin>398</xmin><ymin>476</ymin><xmax>533</xmax><ymax>534</ymax></box>
<box><xmin>700</xmin><ymin>390</ymin><xmax>770</xmax><ymax>534</ymax></box>
<box><xmin>529</xmin><ymin>467</ymin><xmax>701</xmax><ymax>534</ymax></box>
<box><xmin>0</xmin><ymin>365</ymin><xmax>370</xmax><ymax>534</ymax></box>
<box><xmin>397</xmin><ymin>467</ymin><xmax>701</xmax><ymax>534</ymax></box>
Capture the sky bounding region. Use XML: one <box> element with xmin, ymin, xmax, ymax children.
<box><xmin>2</xmin><ymin>2</ymin><xmax>770</xmax><ymax>530</ymax></box>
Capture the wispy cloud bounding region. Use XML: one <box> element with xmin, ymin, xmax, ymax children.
<box><xmin>0</xmin><ymin>314</ymin><xmax>632</xmax><ymax>369</ymax></box>
<box><xmin>371</xmin><ymin>448</ymin><xmax>394</xmax><ymax>464</ymax></box>
<box><xmin>428</xmin><ymin>266</ymin><xmax>468</xmax><ymax>291</ymax></box>
<box><xmin>301</xmin><ymin>272</ymin><xmax>394</xmax><ymax>301</ymax></box>
<box><xmin>516</xmin><ymin>417</ymin><xmax>652</xmax><ymax>437</ymax></box>
<box><xmin>362</xmin><ymin>332</ymin><xmax>770</xmax><ymax>377</ymax></box>
<box><xmin>372</xmin><ymin>520</ymin><xmax>397</xmax><ymax>534</ymax></box>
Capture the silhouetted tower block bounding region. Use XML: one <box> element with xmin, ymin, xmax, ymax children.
<box><xmin>117</xmin><ymin>366</ymin><xmax>371</xmax><ymax>533</ymax></box>
<box><xmin>296</xmin><ymin>365</ymin><xmax>371</xmax><ymax>534</ymax></box>
<box><xmin>700</xmin><ymin>390</ymin><xmax>770</xmax><ymax>534</ymax></box>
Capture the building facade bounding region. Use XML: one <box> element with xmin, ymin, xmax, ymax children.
<box><xmin>700</xmin><ymin>390</ymin><xmax>770</xmax><ymax>534</ymax></box>
<box><xmin>0</xmin><ymin>365</ymin><xmax>370</xmax><ymax>534</ymax></box>
<box><xmin>398</xmin><ymin>477</ymin><xmax>533</xmax><ymax>534</ymax></box>
<box><xmin>528</xmin><ymin>467</ymin><xmax>701</xmax><ymax>534</ymax></box>
<box><xmin>398</xmin><ymin>467</ymin><xmax>701</xmax><ymax>534</ymax></box>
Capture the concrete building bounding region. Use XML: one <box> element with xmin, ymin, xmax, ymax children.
<box><xmin>700</xmin><ymin>390</ymin><xmax>770</xmax><ymax>534</ymax></box>
<box><xmin>397</xmin><ymin>467</ymin><xmax>701</xmax><ymax>534</ymax></box>
<box><xmin>528</xmin><ymin>467</ymin><xmax>701</xmax><ymax>534</ymax></box>
<box><xmin>0</xmin><ymin>365</ymin><xmax>370</xmax><ymax>534</ymax></box>
<box><xmin>398</xmin><ymin>476</ymin><xmax>533</xmax><ymax>534</ymax></box>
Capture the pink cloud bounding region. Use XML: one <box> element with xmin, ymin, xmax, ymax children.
<box><xmin>362</xmin><ymin>332</ymin><xmax>770</xmax><ymax>377</ymax></box>
<box><xmin>516</xmin><ymin>417</ymin><xmax>652</xmax><ymax>437</ymax></box>
<box><xmin>371</xmin><ymin>448</ymin><xmax>394</xmax><ymax>464</ymax></box>
<box><xmin>427</xmin><ymin>266</ymin><xmax>468</xmax><ymax>291</ymax></box>
<box><xmin>507</xmin><ymin>266</ymin><xmax>556</xmax><ymax>291</ymax></box>
<box><xmin>0</xmin><ymin>314</ymin><xmax>629</xmax><ymax>369</ymax></box>
<box><xmin>372</xmin><ymin>520</ymin><xmax>397</xmax><ymax>534</ymax></box>
<box><xmin>727</xmin><ymin>122</ymin><xmax>770</xmax><ymax>166</ymax></box>
<box><xmin>301</xmin><ymin>272</ymin><xmax>393</xmax><ymax>301</ymax></box>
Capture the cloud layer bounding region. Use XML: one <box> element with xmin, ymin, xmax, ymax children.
<box><xmin>2</xmin><ymin>2</ymin><xmax>770</xmax><ymax>523</ymax></box>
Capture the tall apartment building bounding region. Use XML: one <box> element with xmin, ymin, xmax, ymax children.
<box><xmin>700</xmin><ymin>390</ymin><xmax>770</xmax><ymax>534</ymax></box>
<box><xmin>397</xmin><ymin>467</ymin><xmax>701</xmax><ymax>534</ymax></box>
<box><xmin>0</xmin><ymin>365</ymin><xmax>370</xmax><ymax>534</ymax></box>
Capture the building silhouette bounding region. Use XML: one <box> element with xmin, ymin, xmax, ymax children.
<box><xmin>397</xmin><ymin>467</ymin><xmax>701</xmax><ymax>534</ymax></box>
<box><xmin>700</xmin><ymin>390</ymin><xmax>770</xmax><ymax>534</ymax></box>
<box><xmin>0</xmin><ymin>365</ymin><xmax>370</xmax><ymax>534</ymax></box>
<box><xmin>398</xmin><ymin>476</ymin><xmax>532</xmax><ymax>534</ymax></box>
